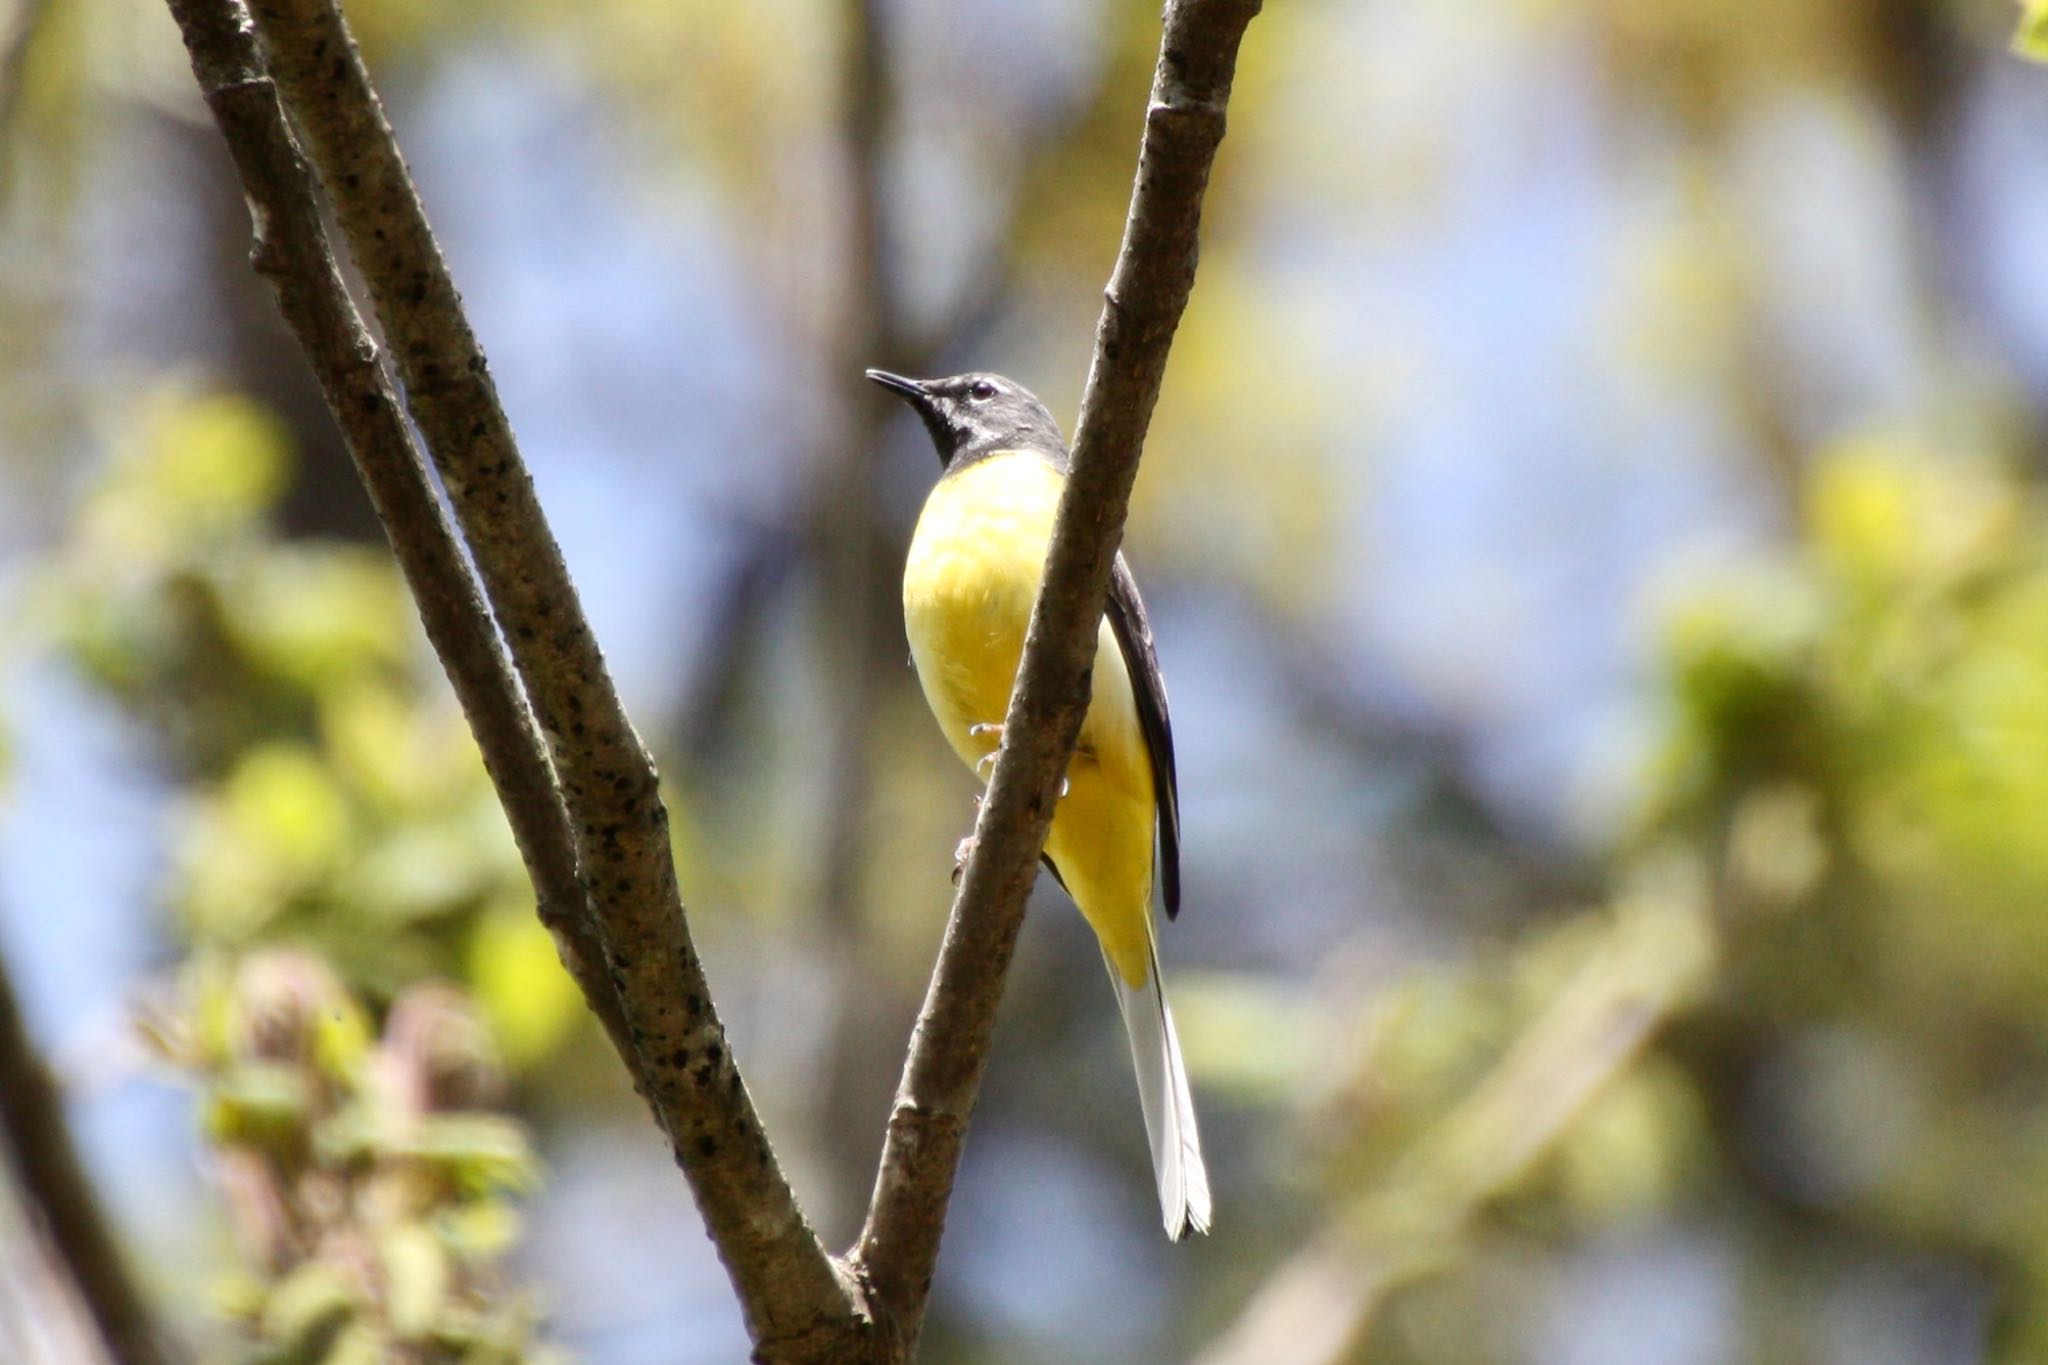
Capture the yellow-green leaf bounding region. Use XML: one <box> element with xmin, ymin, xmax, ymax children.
<box><xmin>405</xmin><ymin>1114</ymin><xmax>540</xmax><ymax>1195</ymax></box>
<box><xmin>378</xmin><ymin>1223</ymin><xmax>448</xmax><ymax>1340</ymax></box>
<box><xmin>262</xmin><ymin>1262</ymin><xmax>356</xmax><ymax>1352</ymax></box>
<box><xmin>437</xmin><ymin>1200</ymin><xmax>523</xmax><ymax>1260</ymax></box>
<box><xmin>2016</xmin><ymin>0</ymin><xmax>2048</xmax><ymax>62</ymax></box>
<box><xmin>205</xmin><ymin>1063</ymin><xmax>311</xmax><ymax>1151</ymax></box>
<box><xmin>223</xmin><ymin>743</ymin><xmax>352</xmax><ymax>883</ymax></box>
<box><xmin>468</xmin><ymin>907</ymin><xmax>583</xmax><ymax>1068</ymax></box>
<box><xmin>83</xmin><ymin>391</ymin><xmax>288</xmax><ymax>562</ymax></box>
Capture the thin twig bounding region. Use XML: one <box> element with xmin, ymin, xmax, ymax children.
<box><xmin>0</xmin><ymin>939</ymin><xmax>176</xmax><ymax>1365</ymax></box>
<box><xmin>851</xmin><ymin>0</ymin><xmax>1262</xmax><ymax>1347</ymax></box>
<box><xmin>161</xmin><ymin>0</ymin><xmax>632</xmax><ymax>1079</ymax></box>
<box><xmin>178</xmin><ymin>0</ymin><xmax>860</xmax><ymax>1350</ymax></box>
<box><xmin>1190</xmin><ymin>887</ymin><xmax>1713</xmax><ymax>1365</ymax></box>
<box><xmin>813</xmin><ymin>0</ymin><xmax>903</xmax><ymax>935</ymax></box>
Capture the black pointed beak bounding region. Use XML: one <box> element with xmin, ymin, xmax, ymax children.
<box><xmin>865</xmin><ymin>369</ymin><xmax>930</xmax><ymax>403</ymax></box>
<box><xmin>867</xmin><ymin>368</ymin><xmax>957</xmax><ymax>465</ymax></box>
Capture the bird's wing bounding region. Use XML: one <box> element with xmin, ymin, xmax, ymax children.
<box><xmin>1106</xmin><ymin>551</ymin><xmax>1182</xmax><ymax>919</ymax></box>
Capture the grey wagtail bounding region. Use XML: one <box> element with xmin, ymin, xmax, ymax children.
<box><xmin>868</xmin><ymin>367</ymin><xmax>1211</xmax><ymax>1239</ymax></box>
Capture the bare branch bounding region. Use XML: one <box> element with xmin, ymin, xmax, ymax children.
<box><xmin>172</xmin><ymin>0</ymin><xmax>863</xmax><ymax>1349</ymax></box>
<box><xmin>176</xmin><ymin>0</ymin><xmax>1258</xmax><ymax>1352</ymax></box>
<box><xmin>0</xmin><ymin>937</ymin><xmax>177</xmax><ymax>1365</ymax></box>
<box><xmin>162</xmin><ymin>0</ymin><xmax>629</xmax><ymax>1081</ymax></box>
<box><xmin>852</xmin><ymin>0</ymin><xmax>1262</xmax><ymax>1346</ymax></box>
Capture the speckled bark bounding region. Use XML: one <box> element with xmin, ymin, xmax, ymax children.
<box><xmin>175</xmin><ymin>0</ymin><xmax>865</xmax><ymax>1353</ymax></box>
<box><xmin>161</xmin><ymin>0</ymin><xmax>629</xmax><ymax>1074</ymax></box>
<box><xmin>851</xmin><ymin>0</ymin><xmax>1263</xmax><ymax>1351</ymax></box>
<box><xmin>171</xmin><ymin>0</ymin><xmax>1258</xmax><ymax>1354</ymax></box>
<box><xmin>0</xmin><ymin>920</ymin><xmax>176</xmax><ymax>1364</ymax></box>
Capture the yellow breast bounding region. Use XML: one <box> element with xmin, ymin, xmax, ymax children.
<box><xmin>901</xmin><ymin>449</ymin><xmax>1160</xmax><ymax>984</ymax></box>
<box><xmin>901</xmin><ymin>451</ymin><xmax>1064</xmax><ymax>761</ymax></box>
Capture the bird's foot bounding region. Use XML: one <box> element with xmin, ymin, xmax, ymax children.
<box><xmin>977</xmin><ymin>753</ymin><xmax>1073</xmax><ymax>796</ymax></box>
<box><xmin>971</xmin><ymin>723</ymin><xmax>1005</xmax><ymax>779</ymax></box>
<box><xmin>970</xmin><ymin>725</ymin><xmax>1005</xmax><ymax>775</ymax></box>
<box><xmin>969</xmin><ymin>723</ymin><xmax>1069</xmax><ymax>796</ymax></box>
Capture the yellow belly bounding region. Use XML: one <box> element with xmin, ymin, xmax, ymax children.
<box><xmin>902</xmin><ymin>451</ymin><xmax>1158</xmax><ymax>985</ymax></box>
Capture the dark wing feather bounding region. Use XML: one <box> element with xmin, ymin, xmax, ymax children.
<box><xmin>1105</xmin><ymin>552</ymin><xmax>1182</xmax><ymax>919</ymax></box>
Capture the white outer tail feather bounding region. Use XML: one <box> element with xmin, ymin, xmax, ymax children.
<box><xmin>1107</xmin><ymin>943</ymin><xmax>1212</xmax><ymax>1239</ymax></box>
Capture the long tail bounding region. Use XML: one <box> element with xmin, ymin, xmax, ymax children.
<box><xmin>1106</xmin><ymin>941</ymin><xmax>1212</xmax><ymax>1239</ymax></box>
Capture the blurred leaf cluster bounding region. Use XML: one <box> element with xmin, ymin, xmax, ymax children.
<box><xmin>141</xmin><ymin>948</ymin><xmax>554</xmax><ymax>1364</ymax></box>
<box><xmin>1279</xmin><ymin>428</ymin><xmax>2048</xmax><ymax>1361</ymax></box>
<box><xmin>27</xmin><ymin>387</ymin><xmax>582</xmax><ymax>1062</ymax></box>
<box><xmin>12</xmin><ymin>384</ymin><xmax>589</xmax><ymax>1352</ymax></box>
<box><xmin>1647</xmin><ymin>432</ymin><xmax>2048</xmax><ymax>1345</ymax></box>
<box><xmin>7</xmin><ymin>0</ymin><xmax>2048</xmax><ymax>1358</ymax></box>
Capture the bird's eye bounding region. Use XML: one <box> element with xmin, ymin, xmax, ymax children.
<box><xmin>967</xmin><ymin>380</ymin><xmax>996</xmax><ymax>402</ymax></box>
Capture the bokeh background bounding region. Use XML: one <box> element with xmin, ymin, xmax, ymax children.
<box><xmin>4</xmin><ymin>0</ymin><xmax>2048</xmax><ymax>1360</ymax></box>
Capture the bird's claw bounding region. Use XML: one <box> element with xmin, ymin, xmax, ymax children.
<box><xmin>970</xmin><ymin>723</ymin><xmax>1005</xmax><ymax>779</ymax></box>
<box><xmin>966</xmin><ymin>725</ymin><xmax>1069</xmax><ymax>797</ymax></box>
<box><xmin>977</xmin><ymin>753</ymin><xmax>1071</xmax><ymax>795</ymax></box>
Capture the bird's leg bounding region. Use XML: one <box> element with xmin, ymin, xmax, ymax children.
<box><xmin>970</xmin><ymin>722</ymin><xmax>1004</xmax><ymax>781</ymax></box>
<box><xmin>969</xmin><ymin>721</ymin><xmax>1070</xmax><ymax>796</ymax></box>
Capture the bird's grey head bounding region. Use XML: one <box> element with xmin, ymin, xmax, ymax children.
<box><xmin>866</xmin><ymin>369</ymin><xmax>1066</xmax><ymax>468</ymax></box>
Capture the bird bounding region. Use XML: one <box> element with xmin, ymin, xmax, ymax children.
<box><xmin>867</xmin><ymin>367</ymin><xmax>1211</xmax><ymax>1240</ymax></box>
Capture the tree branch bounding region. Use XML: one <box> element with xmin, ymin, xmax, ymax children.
<box><xmin>161</xmin><ymin>0</ymin><xmax>630</xmax><ymax>1080</ymax></box>
<box><xmin>851</xmin><ymin>0</ymin><xmax>1262</xmax><ymax>1346</ymax></box>
<box><xmin>175</xmin><ymin>0</ymin><xmax>1258</xmax><ymax>1353</ymax></box>
<box><xmin>172</xmin><ymin>0</ymin><xmax>861</xmax><ymax>1351</ymax></box>
<box><xmin>0</xmin><ymin>939</ymin><xmax>176</xmax><ymax>1365</ymax></box>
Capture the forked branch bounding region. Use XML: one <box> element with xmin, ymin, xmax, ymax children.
<box><xmin>167</xmin><ymin>0</ymin><xmax>1259</xmax><ymax>1357</ymax></box>
<box><xmin>167</xmin><ymin>0</ymin><xmax>856</xmax><ymax>1350</ymax></box>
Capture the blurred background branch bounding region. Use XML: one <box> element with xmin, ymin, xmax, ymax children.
<box><xmin>1195</xmin><ymin>871</ymin><xmax>1714</xmax><ymax>1365</ymax></box>
<box><xmin>8</xmin><ymin>0</ymin><xmax>2048</xmax><ymax>1360</ymax></box>
<box><xmin>176</xmin><ymin>0</ymin><xmax>857</xmax><ymax>1351</ymax></box>
<box><xmin>0</xmin><ymin>930</ymin><xmax>175</xmax><ymax>1365</ymax></box>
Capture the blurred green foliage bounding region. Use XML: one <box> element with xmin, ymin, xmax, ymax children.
<box><xmin>31</xmin><ymin>387</ymin><xmax>583</xmax><ymax>1059</ymax></box>
<box><xmin>16</xmin><ymin>388</ymin><xmax>581</xmax><ymax>1355</ymax></box>
<box><xmin>1650</xmin><ymin>433</ymin><xmax>2048</xmax><ymax>1354</ymax></box>
<box><xmin>2017</xmin><ymin>0</ymin><xmax>2048</xmax><ymax>61</ymax></box>
<box><xmin>6</xmin><ymin>0</ymin><xmax>2048</xmax><ymax>1359</ymax></box>
<box><xmin>1294</xmin><ymin>428</ymin><xmax>2048</xmax><ymax>1363</ymax></box>
<box><xmin>141</xmin><ymin>949</ymin><xmax>556</xmax><ymax>1363</ymax></box>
